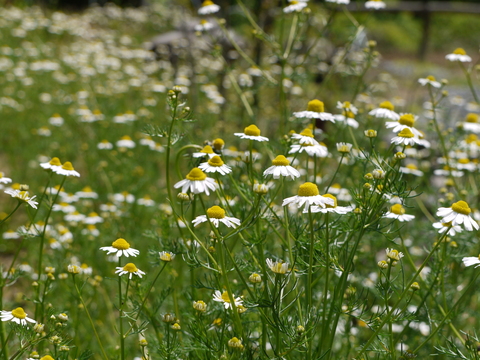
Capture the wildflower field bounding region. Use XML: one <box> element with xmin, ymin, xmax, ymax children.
<box><xmin>2</xmin><ymin>1</ymin><xmax>480</xmax><ymax>359</ymax></box>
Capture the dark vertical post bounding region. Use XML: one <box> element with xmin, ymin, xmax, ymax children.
<box><xmin>417</xmin><ymin>0</ymin><xmax>431</xmax><ymax>61</ymax></box>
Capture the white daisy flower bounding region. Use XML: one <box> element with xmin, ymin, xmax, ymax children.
<box><xmin>198</xmin><ymin>156</ymin><xmax>232</xmax><ymax>175</ymax></box>
<box><xmin>456</xmin><ymin>158</ymin><xmax>477</xmax><ymax>172</ymax></box>
<box><xmin>400</xmin><ymin>164</ymin><xmax>424</xmax><ymax>176</ymax></box>
<box><xmin>159</xmin><ymin>251</ymin><xmax>175</xmax><ymax>262</ymax></box>
<box><xmin>212</xmin><ymin>290</ymin><xmax>243</xmax><ymax>310</ymax></box>
<box><xmin>462</xmin><ymin>113</ymin><xmax>480</xmax><ymax>133</ymax></box>
<box><xmin>309</xmin><ymin>194</ymin><xmax>354</xmax><ymax>214</ymax></box>
<box><xmin>263</xmin><ymin>155</ymin><xmax>301</xmax><ymax>180</ymax></box>
<box><xmin>433</xmin><ymin>166</ymin><xmax>464</xmax><ymax>177</ymax></box>
<box><xmin>195</xmin><ymin>19</ymin><xmax>215</xmax><ymax>32</ymax></box>
<box><xmin>83</xmin><ymin>212</ymin><xmax>103</xmax><ymax>224</ymax></box>
<box><xmin>391</xmin><ymin>128</ymin><xmax>423</xmax><ymax>146</ymax></box>
<box><xmin>54</xmin><ymin>162</ymin><xmax>80</xmax><ymax>177</ymax></box>
<box><xmin>116</xmin><ymin>136</ymin><xmax>136</xmax><ymax>148</ymax></box>
<box><xmin>1</xmin><ymin>307</ymin><xmax>36</xmax><ymax>326</ymax></box>
<box><xmin>193</xmin><ymin>145</ymin><xmax>217</xmax><ymax>159</ymax></box>
<box><xmin>0</xmin><ymin>173</ymin><xmax>11</xmax><ymax>186</ymax></box>
<box><xmin>100</xmin><ymin>238</ymin><xmax>140</xmax><ymax>257</ymax></box>
<box><xmin>5</xmin><ymin>189</ymin><xmax>38</xmax><ymax>209</ymax></box>
<box><xmin>369</xmin><ymin>101</ymin><xmax>400</xmax><ymax>120</ymax></box>
<box><xmin>282</xmin><ymin>182</ymin><xmax>335</xmax><ymax>210</ymax></box>
<box><xmin>137</xmin><ymin>195</ymin><xmax>155</xmax><ymax>206</ymax></box>
<box><xmin>432</xmin><ymin>221</ymin><xmax>462</xmax><ymax>236</ymax></box>
<box><xmin>383</xmin><ymin>204</ymin><xmax>415</xmax><ymax>222</ymax></box>
<box><xmin>333</xmin><ymin>112</ymin><xmax>359</xmax><ymax>128</ymax></box>
<box><xmin>289</xmin><ymin>143</ymin><xmax>329</xmax><ymax>158</ymax></box>
<box><xmin>462</xmin><ymin>256</ymin><xmax>480</xmax><ymax>268</ymax></box>
<box><xmin>418</xmin><ymin>75</ymin><xmax>441</xmax><ymax>88</ymax></box>
<box><xmin>293</xmin><ymin>99</ymin><xmax>335</xmax><ymax>122</ymax></box>
<box><xmin>234</xmin><ymin>124</ymin><xmax>269</xmax><ymax>142</ymax></box>
<box><xmin>97</xmin><ymin>140</ymin><xmax>113</xmax><ymax>150</ymax></box>
<box><xmin>75</xmin><ymin>186</ymin><xmax>98</xmax><ymax>199</ymax></box>
<box><xmin>198</xmin><ymin>0</ymin><xmax>220</xmax><ymax>15</ymax></box>
<box><xmin>40</xmin><ymin>157</ymin><xmax>62</xmax><ymax>171</ymax></box>
<box><xmin>48</xmin><ymin>113</ymin><xmax>64</xmax><ymax>126</ymax></box>
<box><xmin>385</xmin><ymin>113</ymin><xmax>423</xmax><ymax>137</ymax></box>
<box><xmin>445</xmin><ymin>48</ymin><xmax>472</xmax><ymax>63</ymax></box>
<box><xmin>283</xmin><ymin>0</ymin><xmax>307</xmax><ymax>13</ymax></box>
<box><xmin>436</xmin><ymin>200</ymin><xmax>479</xmax><ymax>231</ymax></box>
<box><xmin>336</xmin><ymin>101</ymin><xmax>358</xmax><ymax>115</ymax></box>
<box><xmin>336</xmin><ymin>142</ymin><xmax>353</xmax><ymax>154</ymax></box>
<box><xmin>64</xmin><ymin>211</ymin><xmax>86</xmax><ymax>222</ymax></box>
<box><xmin>174</xmin><ymin>168</ymin><xmax>218</xmax><ymax>196</ymax></box>
<box><xmin>115</xmin><ymin>263</ymin><xmax>145</xmax><ymax>279</ymax></box>
<box><xmin>291</xmin><ymin>128</ymin><xmax>319</xmax><ymax>145</ymax></box>
<box><xmin>266</xmin><ymin>259</ymin><xmax>290</xmax><ymax>274</ymax></box>
<box><xmin>365</xmin><ymin>0</ymin><xmax>386</xmax><ymax>9</ymax></box>
<box><xmin>386</xmin><ymin>248</ymin><xmax>404</xmax><ymax>261</ymax></box>
<box><xmin>192</xmin><ymin>205</ymin><xmax>241</xmax><ymax>228</ymax></box>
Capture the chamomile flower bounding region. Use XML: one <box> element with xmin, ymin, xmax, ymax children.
<box><xmin>293</xmin><ymin>99</ymin><xmax>335</xmax><ymax>122</ymax></box>
<box><xmin>291</xmin><ymin>128</ymin><xmax>318</xmax><ymax>145</ymax></box>
<box><xmin>40</xmin><ymin>157</ymin><xmax>62</xmax><ymax>171</ymax></box>
<box><xmin>336</xmin><ymin>142</ymin><xmax>353</xmax><ymax>154</ymax></box>
<box><xmin>83</xmin><ymin>212</ymin><xmax>103</xmax><ymax>224</ymax></box>
<box><xmin>115</xmin><ymin>263</ymin><xmax>145</xmax><ymax>279</ymax></box>
<box><xmin>289</xmin><ymin>143</ymin><xmax>329</xmax><ymax>157</ymax></box>
<box><xmin>195</xmin><ymin>19</ymin><xmax>214</xmax><ymax>32</ymax></box>
<box><xmin>212</xmin><ymin>290</ymin><xmax>243</xmax><ymax>309</ymax></box>
<box><xmin>97</xmin><ymin>140</ymin><xmax>113</xmax><ymax>150</ymax></box>
<box><xmin>234</xmin><ymin>124</ymin><xmax>269</xmax><ymax>142</ymax></box>
<box><xmin>386</xmin><ymin>114</ymin><xmax>422</xmax><ymax>137</ymax></box>
<box><xmin>263</xmin><ymin>155</ymin><xmax>301</xmax><ymax>180</ymax></box>
<box><xmin>436</xmin><ymin>200</ymin><xmax>479</xmax><ymax>231</ymax></box>
<box><xmin>75</xmin><ymin>186</ymin><xmax>98</xmax><ymax>199</ymax></box>
<box><xmin>456</xmin><ymin>158</ymin><xmax>477</xmax><ymax>172</ymax></box>
<box><xmin>282</xmin><ymin>182</ymin><xmax>335</xmax><ymax>210</ymax></box>
<box><xmin>0</xmin><ymin>172</ymin><xmax>12</xmax><ymax>184</ymax></box>
<box><xmin>400</xmin><ymin>164</ymin><xmax>424</xmax><ymax>176</ymax></box>
<box><xmin>116</xmin><ymin>136</ymin><xmax>135</xmax><ymax>149</ymax></box>
<box><xmin>159</xmin><ymin>251</ymin><xmax>175</xmax><ymax>262</ymax></box>
<box><xmin>174</xmin><ymin>168</ymin><xmax>218</xmax><ymax>195</ymax></box>
<box><xmin>391</xmin><ymin>128</ymin><xmax>423</xmax><ymax>146</ymax></box>
<box><xmin>365</xmin><ymin>0</ymin><xmax>386</xmax><ymax>9</ymax></box>
<box><xmin>385</xmin><ymin>248</ymin><xmax>404</xmax><ymax>262</ymax></box>
<box><xmin>418</xmin><ymin>75</ymin><xmax>441</xmax><ymax>88</ymax></box>
<box><xmin>198</xmin><ymin>156</ymin><xmax>232</xmax><ymax>175</ymax></box>
<box><xmin>100</xmin><ymin>238</ymin><xmax>140</xmax><ymax>257</ymax></box>
<box><xmin>1</xmin><ymin>307</ymin><xmax>36</xmax><ymax>326</ymax></box>
<box><xmin>266</xmin><ymin>259</ymin><xmax>289</xmax><ymax>274</ymax></box>
<box><xmin>309</xmin><ymin>194</ymin><xmax>354</xmax><ymax>214</ymax></box>
<box><xmin>432</xmin><ymin>221</ymin><xmax>462</xmax><ymax>236</ymax></box>
<box><xmin>336</xmin><ymin>101</ymin><xmax>358</xmax><ymax>115</ymax></box>
<box><xmin>198</xmin><ymin>0</ymin><xmax>220</xmax><ymax>15</ymax></box>
<box><xmin>462</xmin><ymin>255</ymin><xmax>480</xmax><ymax>268</ymax></box>
<box><xmin>48</xmin><ymin>113</ymin><xmax>64</xmax><ymax>126</ymax></box>
<box><xmin>283</xmin><ymin>1</ymin><xmax>307</xmax><ymax>13</ymax></box>
<box><xmin>333</xmin><ymin>111</ymin><xmax>359</xmax><ymax>128</ymax></box>
<box><xmin>462</xmin><ymin>113</ymin><xmax>480</xmax><ymax>133</ymax></box>
<box><xmin>446</xmin><ymin>48</ymin><xmax>472</xmax><ymax>62</ymax></box>
<box><xmin>369</xmin><ymin>101</ymin><xmax>400</xmax><ymax>120</ymax></box>
<box><xmin>55</xmin><ymin>162</ymin><xmax>80</xmax><ymax>177</ymax></box>
<box><xmin>5</xmin><ymin>189</ymin><xmax>38</xmax><ymax>209</ymax></box>
<box><xmin>193</xmin><ymin>145</ymin><xmax>217</xmax><ymax>159</ymax></box>
<box><xmin>383</xmin><ymin>204</ymin><xmax>415</xmax><ymax>222</ymax></box>
<box><xmin>192</xmin><ymin>205</ymin><xmax>241</xmax><ymax>228</ymax></box>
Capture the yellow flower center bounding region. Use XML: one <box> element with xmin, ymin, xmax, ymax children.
<box><xmin>458</xmin><ymin>158</ymin><xmax>470</xmax><ymax>164</ymax></box>
<box><xmin>212</xmin><ymin>138</ymin><xmax>225</xmax><ymax>150</ymax></box>
<box><xmin>123</xmin><ymin>263</ymin><xmax>138</xmax><ymax>273</ymax></box>
<box><xmin>297</xmin><ymin>182</ymin><xmax>320</xmax><ymax>197</ymax></box>
<box><xmin>426</xmin><ymin>75</ymin><xmax>436</xmax><ymax>81</ymax></box>
<box><xmin>186</xmin><ymin>168</ymin><xmax>207</xmax><ymax>181</ymax></box>
<box><xmin>272</xmin><ymin>155</ymin><xmax>290</xmax><ymax>166</ymax></box>
<box><xmin>343</xmin><ymin>101</ymin><xmax>351</xmax><ymax>108</ymax></box>
<box><xmin>207</xmin><ymin>206</ymin><xmax>226</xmax><ymax>219</ymax></box>
<box><xmin>40</xmin><ymin>356</ymin><xmax>55</xmax><ymax>360</ymax></box>
<box><xmin>323</xmin><ymin>194</ymin><xmax>337</xmax><ymax>208</ymax></box>
<box><xmin>200</xmin><ymin>145</ymin><xmax>214</xmax><ymax>154</ymax></box>
<box><xmin>11</xmin><ymin>307</ymin><xmax>27</xmax><ymax>319</ymax></box>
<box><xmin>307</xmin><ymin>99</ymin><xmax>325</xmax><ymax>113</ymax></box>
<box><xmin>441</xmin><ymin>221</ymin><xmax>452</xmax><ymax>227</ymax></box>
<box><xmin>398</xmin><ymin>128</ymin><xmax>414</xmax><ymax>138</ymax></box>
<box><xmin>202</xmin><ymin>0</ymin><xmax>214</xmax><ymax>6</ymax></box>
<box><xmin>49</xmin><ymin>157</ymin><xmax>62</xmax><ymax>166</ymax></box>
<box><xmin>200</xmin><ymin>19</ymin><xmax>208</xmax><ymax>25</ymax></box>
<box><xmin>82</xmin><ymin>186</ymin><xmax>93</xmax><ymax>192</ymax></box>
<box><xmin>208</xmin><ymin>156</ymin><xmax>224</xmax><ymax>167</ymax></box>
<box><xmin>88</xmin><ymin>212</ymin><xmax>99</xmax><ymax>217</ymax></box>
<box><xmin>299</xmin><ymin>128</ymin><xmax>314</xmax><ymax>138</ymax></box>
<box><xmin>220</xmin><ymin>291</ymin><xmax>231</xmax><ymax>303</ymax></box>
<box><xmin>244</xmin><ymin>124</ymin><xmax>261</xmax><ymax>136</ymax></box>
<box><xmin>398</xmin><ymin>114</ymin><xmax>415</xmax><ymax>127</ymax></box>
<box><xmin>466</xmin><ymin>113</ymin><xmax>479</xmax><ymax>123</ymax></box>
<box><xmin>406</xmin><ymin>164</ymin><xmax>418</xmax><ymax>170</ymax></box>
<box><xmin>379</xmin><ymin>101</ymin><xmax>394</xmax><ymax>110</ymax></box>
<box><xmin>121</xmin><ymin>135</ymin><xmax>132</xmax><ymax>140</ymax></box>
<box><xmin>344</xmin><ymin>111</ymin><xmax>355</xmax><ymax>118</ymax></box>
<box><xmin>272</xmin><ymin>262</ymin><xmax>286</xmax><ymax>273</ymax></box>
<box><xmin>390</xmin><ymin>204</ymin><xmax>405</xmax><ymax>215</ymax></box>
<box><xmin>112</xmin><ymin>238</ymin><xmax>130</xmax><ymax>250</ymax></box>
<box><xmin>451</xmin><ymin>200</ymin><xmax>471</xmax><ymax>215</ymax></box>
<box><xmin>453</xmin><ymin>48</ymin><xmax>466</xmax><ymax>55</ymax></box>
<box><xmin>62</xmin><ymin>162</ymin><xmax>74</xmax><ymax>171</ymax></box>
